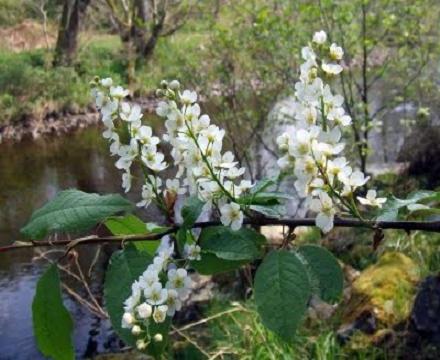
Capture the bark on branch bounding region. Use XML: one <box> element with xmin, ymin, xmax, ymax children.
<box><xmin>1</xmin><ymin>217</ymin><xmax>439</xmax><ymax>253</ymax></box>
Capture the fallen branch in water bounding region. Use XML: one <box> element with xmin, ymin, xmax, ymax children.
<box><xmin>1</xmin><ymin>217</ymin><xmax>440</xmax><ymax>253</ymax></box>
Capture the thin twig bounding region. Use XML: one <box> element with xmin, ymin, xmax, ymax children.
<box><xmin>172</xmin><ymin>326</ymin><xmax>211</xmax><ymax>358</ymax></box>
<box><xmin>61</xmin><ymin>283</ymin><xmax>107</xmax><ymax>319</ymax></box>
<box><xmin>73</xmin><ymin>254</ymin><xmax>106</xmax><ymax>316</ymax></box>
<box><xmin>171</xmin><ymin>306</ymin><xmax>247</xmax><ymax>334</ymax></box>
<box><xmin>36</xmin><ymin>250</ymin><xmax>108</xmax><ymax>318</ymax></box>
<box><xmin>37</xmin><ymin>250</ymin><xmax>83</xmax><ymax>283</ymax></box>
<box><xmin>88</xmin><ymin>245</ymin><xmax>102</xmax><ymax>277</ymax></box>
<box><xmin>208</xmin><ymin>349</ymin><xmax>236</xmax><ymax>360</ymax></box>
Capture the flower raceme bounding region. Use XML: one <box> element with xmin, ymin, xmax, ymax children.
<box><xmin>91</xmin><ymin>31</ymin><xmax>385</xmax><ymax>238</ymax></box>
<box><xmin>154</xmin><ymin>82</ymin><xmax>253</xmax><ymax>215</ymax></box>
<box><xmin>90</xmin><ymin>78</ymin><xmax>260</xmax><ymax>344</ymax></box>
<box><xmin>276</xmin><ymin>30</ymin><xmax>386</xmax><ymax>232</ymax></box>
<box><xmin>120</xmin><ymin>243</ymin><xmax>193</xmax><ymax>349</ymax></box>
<box><xmin>91</xmin><ymin>78</ymin><xmax>252</xmax><ymax>231</ymax></box>
<box><xmin>91</xmin><ymin>79</ymin><xmax>166</xmax><ymax>206</ymax></box>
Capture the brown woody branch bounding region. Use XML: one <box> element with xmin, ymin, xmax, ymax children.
<box><xmin>1</xmin><ymin>218</ymin><xmax>439</xmax><ymax>254</ymax></box>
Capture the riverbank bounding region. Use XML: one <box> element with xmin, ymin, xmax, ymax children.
<box><xmin>0</xmin><ymin>106</ymin><xmax>99</xmax><ymax>142</ymax></box>
<box><xmin>0</xmin><ymin>96</ymin><xmax>159</xmax><ymax>143</ymax></box>
<box><xmin>0</xmin><ymin>19</ymin><xmax>208</xmax><ymax>143</ymax></box>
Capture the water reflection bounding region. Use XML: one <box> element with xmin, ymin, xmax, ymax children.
<box><xmin>0</xmin><ymin>127</ymin><xmax>146</xmax><ymax>358</ymax></box>
<box><xmin>0</xmin><ymin>264</ymin><xmax>44</xmax><ymax>360</ymax></box>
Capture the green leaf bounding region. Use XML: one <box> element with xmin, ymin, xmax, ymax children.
<box><xmin>377</xmin><ymin>207</ymin><xmax>399</xmax><ymax>222</ymax></box>
<box><xmin>105</xmin><ymin>214</ymin><xmax>161</xmax><ymax>254</ymax></box>
<box><xmin>181</xmin><ymin>196</ymin><xmax>205</xmax><ymax>228</ymax></box>
<box><xmin>32</xmin><ymin>265</ymin><xmax>74</xmax><ymax>360</ymax></box>
<box><xmin>22</xmin><ymin>190</ymin><xmax>133</xmax><ymax>239</ymax></box>
<box><xmin>250</xmin><ymin>204</ymin><xmax>285</xmax><ymax>218</ymax></box>
<box><xmin>105</xmin><ymin>214</ymin><xmax>146</xmax><ymax>234</ymax></box>
<box><xmin>145</xmin><ymin>222</ymin><xmax>171</xmax><ymax>234</ymax></box>
<box><xmin>251</xmin><ymin>192</ymin><xmax>293</xmax><ymax>205</ymax></box>
<box><xmin>190</xmin><ymin>252</ymin><xmax>248</xmax><ymax>275</ymax></box>
<box><xmin>250</xmin><ymin>177</ymin><xmax>277</xmax><ymax>194</ymax></box>
<box><xmin>176</xmin><ymin>228</ymin><xmax>189</xmax><ymax>255</ymax></box>
<box><xmin>408</xmin><ymin>206</ymin><xmax>440</xmax><ymax>219</ymax></box>
<box><xmin>239</xmin><ymin>191</ymin><xmax>292</xmax><ymax>207</ymax></box>
<box><xmin>296</xmin><ymin>245</ymin><xmax>343</xmax><ymax>304</ymax></box>
<box><xmin>254</xmin><ymin>250</ymin><xmax>311</xmax><ymax>341</ymax></box>
<box><xmin>377</xmin><ymin>190</ymin><xmax>438</xmax><ymax>221</ymax></box>
<box><xmin>104</xmin><ymin>244</ymin><xmax>152</xmax><ymax>346</ymax></box>
<box><xmin>238</xmin><ymin>177</ymin><xmax>289</xmax><ymax>208</ymax></box>
<box><xmin>199</xmin><ymin>226</ymin><xmax>265</xmax><ymax>261</ymax></box>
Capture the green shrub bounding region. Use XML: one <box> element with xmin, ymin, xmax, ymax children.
<box><xmin>0</xmin><ymin>0</ymin><xmax>59</xmax><ymax>26</ymax></box>
<box><xmin>0</xmin><ymin>50</ymin><xmax>90</xmax><ymax>124</ymax></box>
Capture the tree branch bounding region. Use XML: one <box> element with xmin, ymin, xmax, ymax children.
<box><xmin>1</xmin><ymin>218</ymin><xmax>439</xmax><ymax>253</ymax></box>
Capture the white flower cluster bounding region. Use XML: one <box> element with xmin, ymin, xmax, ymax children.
<box><xmin>155</xmin><ymin>80</ymin><xmax>254</xmax><ymax>230</ymax></box>
<box><xmin>121</xmin><ymin>244</ymin><xmax>192</xmax><ymax>350</ymax></box>
<box><xmin>91</xmin><ymin>78</ymin><xmax>170</xmax><ymax>210</ymax></box>
<box><xmin>91</xmin><ymin>78</ymin><xmax>254</xmax><ymax>231</ymax></box>
<box><xmin>276</xmin><ymin>30</ymin><xmax>385</xmax><ymax>233</ymax></box>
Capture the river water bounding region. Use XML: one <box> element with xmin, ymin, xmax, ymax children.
<box><xmin>0</xmin><ymin>127</ymin><xmax>146</xmax><ymax>359</ymax></box>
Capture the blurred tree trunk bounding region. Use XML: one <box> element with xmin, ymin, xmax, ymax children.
<box><xmin>53</xmin><ymin>0</ymin><xmax>91</xmax><ymax>66</ymax></box>
<box><xmin>132</xmin><ymin>0</ymin><xmax>166</xmax><ymax>59</ymax></box>
<box><xmin>104</xmin><ymin>0</ymin><xmax>191</xmax><ymax>88</ymax></box>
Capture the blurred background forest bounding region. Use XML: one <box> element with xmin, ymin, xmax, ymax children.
<box><xmin>1</xmin><ymin>0</ymin><xmax>440</xmax><ymax>359</ymax></box>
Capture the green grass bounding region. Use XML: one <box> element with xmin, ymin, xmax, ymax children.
<box><xmin>0</xmin><ymin>28</ymin><xmax>211</xmax><ymax>125</ymax></box>
<box><xmin>172</xmin><ymin>300</ymin><xmax>393</xmax><ymax>360</ymax></box>
<box><xmin>0</xmin><ymin>37</ymin><xmax>118</xmax><ymax>125</ymax></box>
<box><xmin>383</xmin><ymin>229</ymin><xmax>440</xmax><ymax>277</ymax></box>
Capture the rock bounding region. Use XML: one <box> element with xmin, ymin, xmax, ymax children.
<box><xmin>398</xmin><ymin>125</ymin><xmax>440</xmax><ymax>188</ymax></box>
<box><xmin>407</xmin><ymin>275</ymin><xmax>440</xmax><ymax>347</ymax></box>
<box><xmin>308</xmin><ymin>295</ymin><xmax>337</xmax><ymax>320</ymax></box>
<box><xmin>338</xmin><ymin>252</ymin><xmax>420</xmax><ymax>345</ymax></box>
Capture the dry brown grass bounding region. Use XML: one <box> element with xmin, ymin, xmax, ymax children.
<box><xmin>0</xmin><ymin>19</ymin><xmax>56</xmax><ymax>52</ymax></box>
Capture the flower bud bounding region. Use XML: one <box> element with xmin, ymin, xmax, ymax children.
<box><xmin>160</xmin><ymin>80</ymin><xmax>168</xmax><ymax>89</ymax></box>
<box><xmin>100</xmin><ymin>77</ymin><xmax>113</xmax><ymax>88</ymax></box>
<box><xmin>169</xmin><ymin>80</ymin><xmax>180</xmax><ymax>90</ymax></box>
<box><xmin>136</xmin><ymin>339</ymin><xmax>147</xmax><ymax>350</ymax></box>
<box><xmin>417</xmin><ymin>107</ymin><xmax>430</xmax><ymax>119</ymax></box>
<box><xmin>156</xmin><ymin>89</ymin><xmax>164</xmax><ymax>97</ymax></box>
<box><xmin>312</xmin><ymin>30</ymin><xmax>327</xmax><ymax>44</ymax></box>
<box><xmin>122</xmin><ymin>312</ymin><xmax>134</xmax><ymax>326</ymax></box>
<box><xmin>132</xmin><ymin>325</ymin><xmax>142</xmax><ymax>336</ymax></box>
<box><xmin>153</xmin><ymin>333</ymin><xmax>163</xmax><ymax>342</ymax></box>
<box><xmin>136</xmin><ymin>302</ymin><xmax>152</xmax><ymax>319</ymax></box>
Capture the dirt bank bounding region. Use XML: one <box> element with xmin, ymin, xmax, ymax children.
<box><xmin>0</xmin><ymin>107</ymin><xmax>100</xmax><ymax>142</ymax></box>
<box><xmin>0</xmin><ymin>97</ymin><xmax>159</xmax><ymax>143</ymax></box>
